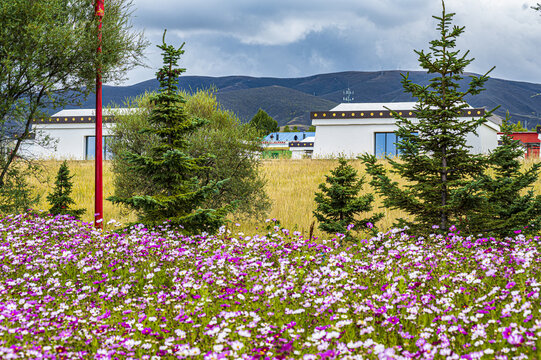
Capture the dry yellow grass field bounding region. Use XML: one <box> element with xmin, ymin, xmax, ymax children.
<box><xmin>27</xmin><ymin>158</ymin><xmax>541</xmax><ymax>236</ymax></box>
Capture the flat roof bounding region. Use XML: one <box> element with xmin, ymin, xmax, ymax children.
<box><xmin>331</xmin><ymin>102</ymin><xmax>418</xmax><ymax>111</ymax></box>
<box><xmin>52</xmin><ymin>108</ymin><xmax>138</xmax><ymax>117</ymax></box>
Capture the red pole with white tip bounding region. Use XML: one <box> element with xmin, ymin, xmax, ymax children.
<box><xmin>95</xmin><ymin>0</ymin><xmax>104</xmax><ymax>229</ymax></box>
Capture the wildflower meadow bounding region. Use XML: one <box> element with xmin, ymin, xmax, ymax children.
<box><xmin>0</xmin><ymin>213</ymin><xmax>539</xmax><ymax>359</ymax></box>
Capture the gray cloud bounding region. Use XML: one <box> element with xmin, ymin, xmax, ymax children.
<box><xmin>119</xmin><ymin>0</ymin><xmax>541</xmax><ymax>85</ymax></box>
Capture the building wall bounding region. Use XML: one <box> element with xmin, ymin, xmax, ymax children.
<box><xmin>25</xmin><ymin>123</ymin><xmax>114</xmax><ymax>160</ymax></box>
<box><xmin>312</xmin><ymin>117</ymin><xmax>499</xmax><ymax>158</ymax></box>
<box><xmin>313</xmin><ymin>121</ymin><xmax>398</xmax><ymax>158</ymax></box>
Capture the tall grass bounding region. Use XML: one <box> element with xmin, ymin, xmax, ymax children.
<box><xmin>27</xmin><ymin>158</ymin><xmax>541</xmax><ymax>236</ymax></box>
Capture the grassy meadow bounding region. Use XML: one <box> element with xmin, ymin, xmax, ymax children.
<box><xmin>27</xmin><ymin>159</ymin><xmax>412</xmax><ymax>236</ymax></box>
<box><xmin>27</xmin><ymin>158</ymin><xmax>541</xmax><ymax>236</ymax></box>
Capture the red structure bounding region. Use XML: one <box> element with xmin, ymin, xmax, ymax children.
<box><xmin>499</xmin><ymin>132</ymin><xmax>540</xmax><ymax>159</ymax></box>
<box><xmin>95</xmin><ymin>0</ymin><xmax>104</xmax><ymax>229</ymax></box>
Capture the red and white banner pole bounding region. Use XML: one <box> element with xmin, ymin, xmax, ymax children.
<box><xmin>95</xmin><ymin>0</ymin><xmax>104</xmax><ymax>229</ymax></box>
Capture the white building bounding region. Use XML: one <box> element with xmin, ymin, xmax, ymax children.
<box><xmin>27</xmin><ymin>108</ymin><xmax>136</xmax><ymax>160</ymax></box>
<box><xmin>311</xmin><ymin>102</ymin><xmax>501</xmax><ymax>158</ymax></box>
<box><xmin>289</xmin><ymin>136</ymin><xmax>315</xmax><ymax>159</ymax></box>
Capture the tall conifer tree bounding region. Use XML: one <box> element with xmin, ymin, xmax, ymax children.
<box><xmin>108</xmin><ymin>32</ymin><xmax>232</xmax><ymax>234</ymax></box>
<box><xmin>361</xmin><ymin>1</ymin><xmax>496</xmax><ymax>234</ymax></box>
<box><xmin>470</xmin><ymin>114</ymin><xmax>541</xmax><ymax>236</ymax></box>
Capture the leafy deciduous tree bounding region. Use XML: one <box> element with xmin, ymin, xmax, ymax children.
<box><xmin>249</xmin><ymin>109</ymin><xmax>278</xmax><ymax>135</ymax></box>
<box><xmin>0</xmin><ymin>0</ymin><xmax>147</xmax><ymax>209</ymax></box>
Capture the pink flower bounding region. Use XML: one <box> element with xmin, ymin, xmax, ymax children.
<box><xmin>505</xmin><ymin>281</ymin><xmax>516</xmax><ymax>289</ymax></box>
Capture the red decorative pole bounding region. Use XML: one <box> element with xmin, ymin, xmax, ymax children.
<box><xmin>95</xmin><ymin>0</ymin><xmax>104</xmax><ymax>229</ymax></box>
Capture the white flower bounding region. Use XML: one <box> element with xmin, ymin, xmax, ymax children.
<box><xmin>326</xmin><ymin>331</ymin><xmax>340</xmax><ymax>339</ymax></box>
<box><xmin>238</xmin><ymin>330</ymin><xmax>251</xmax><ymax>337</ymax></box>
<box><xmin>146</xmin><ymin>273</ymin><xmax>154</xmax><ymax>279</ymax></box>
<box><xmin>213</xmin><ymin>344</ymin><xmax>224</xmax><ymax>352</ymax></box>
<box><xmin>231</xmin><ymin>341</ymin><xmax>243</xmax><ymax>351</ymax></box>
<box><xmin>175</xmin><ymin>329</ymin><xmax>186</xmax><ymax>338</ymax></box>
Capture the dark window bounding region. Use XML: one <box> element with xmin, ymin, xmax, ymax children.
<box><xmin>375</xmin><ymin>132</ymin><xmax>400</xmax><ymax>158</ymax></box>
<box><xmin>85</xmin><ymin>136</ymin><xmax>114</xmax><ymax>160</ymax></box>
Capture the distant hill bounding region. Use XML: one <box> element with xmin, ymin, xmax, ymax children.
<box><xmin>67</xmin><ymin>70</ymin><xmax>541</xmax><ymax>128</ymax></box>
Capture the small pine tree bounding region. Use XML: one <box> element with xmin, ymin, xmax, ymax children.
<box><xmin>292</xmin><ymin>125</ymin><xmax>298</xmax><ymax>132</ymax></box>
<box><xmin>313</xmin><ymin>158</ymin><xmax>382</xmax><ymax>241</ymax></box>
<box><xmin>282</xmin><ymin>125</ymin><xmax>290</xmax><ymax>132</ymax></box>
<box><xmin>46</xmin><ymin>161</ymin><xmax>85</xmax><ymax>219</ymax></box>
<box><xmin>469</xmin><ymin>113</ymin><xmax>541</xmax><ymax>236</ymax></box>
<box><xmin>108</xmin><ymin>32</ymin><xmax>232</xmax><ymax>234</ymax></box>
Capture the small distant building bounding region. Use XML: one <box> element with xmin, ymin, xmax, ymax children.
<box><xmin>310</xmin><ymin>102</ymin><xmax>501</xmax><ymax>158</ymax></box>
<box><xmin>27</xmin><ymin>108</ymin><xmax>136</xmax><ymax>160</ymax></box>
<box><xmin>499</xmin><ymin>131</ymin><xmax>541</xmax><ymax>158</ymax></box>
<box><xmin>289</xmin><ymin>136</ymin><xmax>315</xmax><ymax>159</ymax></box>
<box><xmin>262</xmin><ymin>132</ymin><xmax>315</xmax><ymax>158</ymax></box>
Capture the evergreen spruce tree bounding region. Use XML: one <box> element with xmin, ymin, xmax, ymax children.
<box><xmin>313</xmin><ymin>158</ymin><xmax>382</xmax><ymax>240</ymax></box>
<box><xmin>360</xmin><ymin>1</ymin><xmax>496</xmax><ymax>234</ymax></box>
<box><xmin>469</xmin><ymin>113</ymin><xmax>541</xmax><ymax>236</ymax></box>
<box><xmin>46</xmin><ymin>161</ymin><xmax>85</xmax><ymax>219</ymax></box>
<box><xmin>108</xmin><ymin>32</ymin><xmax>232</xmax><ymax>234</ymax></box>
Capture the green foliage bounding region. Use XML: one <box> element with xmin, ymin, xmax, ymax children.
<box><xmin>249</xmin><ymin>109</ymin><xmax>278</xmax><ymax>135</ymax></box>
<box><xmin>0</xmin><ymin>163</ymin><xmax>40</xmax><ymax>215</ymax></box>
<box><xmin>361</xmin><ymin>2</ymin><xmax>496</xmax><ymax>235</ymax></box>
<box><xmin>46</xmin><ymin>161</ymin><xmax>85</xmax><ymax>219</ymax></box>
<box><xmin>107</xmin><ymin>34</ymin><xmax>234</xmax><ymax>234</ymax></box>
<box><xmin>313</xmin><ymin>158</ymin><xmax>382</xmax><ymax>241</ymax></box>
<box><xmin>308</xmin><ymin>125</ymin><xmax>316</xmax><ymax>132</ymax></box>
<box><xmin>283</xmin><ymin>125</ymin><xmax>290</xmax><ymax>132</ymax></box>
<box><xmin>511</xmin><ymin>121</ymin><xmax>528</xmax><ymax>132</ymax></box>
<box><xmin>109</xmin><ymin>89</ymin><xmax>271</xmax><ymax>221</ymax></box>
<box><xmin>0</xmin><ymin>0</ymin><xmax>147</xmax><ymax>199</ymax></box>
<box><xmin>467</xmin><ymin>114</ymin><xmax>541</xmax><ymax>237</ymax></box>
<box><xmin>292</xmin><ymin>126</ymin><xmax>298</xmax><ymax>132</ymax></box>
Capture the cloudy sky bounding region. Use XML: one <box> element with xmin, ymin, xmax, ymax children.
<box><xmin>118</xmin><ymin>0</ymin><xmax>541</xmax><ymax>85</ymax></box>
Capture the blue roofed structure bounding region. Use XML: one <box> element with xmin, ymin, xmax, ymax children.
<box><xmin>263</xmin><ymin>132</ymin><xmax>315</xmax><ymax>143</ymax></box>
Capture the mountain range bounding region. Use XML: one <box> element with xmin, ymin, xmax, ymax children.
<box><xmin>69</xmin><ymin>70</ymin><xmax>541</xmax><ymax>129</ymax></box>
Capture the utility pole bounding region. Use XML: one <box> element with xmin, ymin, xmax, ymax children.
<box><xmin>95</xmin><ymin>0</ymin><xmax>104</xmax><ymax>229</ymax></box>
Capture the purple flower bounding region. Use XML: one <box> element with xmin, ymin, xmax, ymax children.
<box><xmin>505</xmin><ymin>281</ymin><xmax>516</xmax><ymax>289</ymax></box>
<box><xmin>366</xmin><ymin>222</ymin><xmax>374</xmax><ymax>229</ymax></box>
<box><xmin>507</xmin><ymin>332</ymin><xmax>524</xmax><ymax>346</ymax></box>
<box><xmin>318</xmin><ymin>350</ymin><xmax>336</xmax><ymax>359</ymax></box>
<box><xmin>387</xmin><ymin>316</ymin><xmax>399</xmax><ymax>324</ymax></box>
<box><xmin>502</xmin><ymin>327</ymin><xmax>512</xmax><ymax>339</ymax></box>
